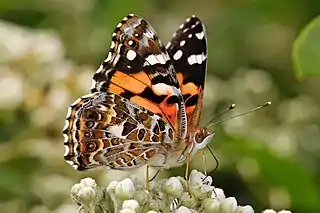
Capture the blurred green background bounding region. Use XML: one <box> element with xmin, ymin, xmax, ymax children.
<box><xmin>1</xmin><ymin>0</ymin><xmax>320</xmax><ymax>212</ymax></box>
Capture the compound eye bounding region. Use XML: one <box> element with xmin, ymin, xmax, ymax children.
<box><xmin>195</xmin><ymin>132</ymin><xmax>202</xmax><ymax>143</ymax></box>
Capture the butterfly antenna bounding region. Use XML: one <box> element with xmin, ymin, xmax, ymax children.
<box><xmin>204</xmin><ymin>104</ymin><xmax>236</xmax><ymax>128</ymax></box>
<box><xmin>202</xmin><ymin>145</ymin><xmax>219</xmax><ymax>183</ymax></box>
<box><xmin>206</xmin><ymin>101</ymin><xmax>271</xmax><ymax>128</ymax></box>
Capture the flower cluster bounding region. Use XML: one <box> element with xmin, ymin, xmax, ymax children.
<box><xmin>70</xmin><ymin>170</ymin><xmax>292</xmax><ymax>213</ymax></box>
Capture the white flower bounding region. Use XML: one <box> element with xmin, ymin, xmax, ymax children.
<box><xmin>202</xmin><ymin>198</ymin><xmax>220</xmax><ymax>213</ymax></box>
<box><xmin>237</xmin><ymin>205</ymin><xmax>254</xmax><ymax>213</ymax></box>
<box><xmin>119</xmin><ymin>209</ymin><xmax>136</xmax><ymax>213</ymax></box>
<box><xmin>122</xmin><ymin>199</ymin><xmax>139</xmax><ymax>210</ymax></box>
<box><xmin>189</xmin><ymin>170</ymin><xmax>203</xmax><ymax>190</ymax></box>
<box><xmin>73</xmin><ymin>186</ymin><xmax>97</xmax><ymax>213</ymax></box>
<box><xmin>176</xmin><ymin>206</ymin><xmax>193</xmax><ymax>213</ymax></box>
<box><xmin>212</xmin><ymin>188</ymin><xmax>226</xmax><ymax>201</ymax></box>
<box><xmin>189</xmin><ymin>170</ymin><xmax>214</xmax><ymax>198</ymax></box>
<box><xmin>220</xmin><ymin>197</ymin><xmax>237</xmax><ymax>213</ymax></box>
<box><xmin>107</xmin><ymin>180</ymin><xmax>119</xmax><ymax>194</ymax></box>
<box><xmin>115</xmin><ymin>178</ymin><xmax>135</xmax><ymax>199</ymax></box>
<box><xmin>80</xmin><ymin>177</ymin><xmax>97</xmax><ymax>188</ymax></box>
<box><xmin>180</xmin><ymin>192</ymin><xmax>197</xmax><ymax>208</ymax></box>
<box><xmin>70</xmin><ymin>180</ymin><xmax>97</xmax><ymax>209</ymax></box>
<box><xmin>164</xmin><ymin>177</ymin><xmax>184</xmax><ymax>197</ymax></box>
<box><xmin>201</xmin><ymin>175</ymin><xmax>213</xmax><ymax>186</ymax></box>
<box><xmin>69</xmin><ymin>171</ymin><xmax>292</xmax><ymax>213</ymax></box>
<box><xmin>70</xmin><ymin>183</ymin><xmax>82</xmax><ymax>200</ymax></box>
<box><xmin>263</xmin><ymin>210</ymin><xmax>277</xmax><ymax>213</ymax></box>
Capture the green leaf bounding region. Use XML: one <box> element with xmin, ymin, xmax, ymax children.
<box><xmin>292</xmin><ymin>15</ymin><xmax>320</xmax><ymax>77</ymax></box>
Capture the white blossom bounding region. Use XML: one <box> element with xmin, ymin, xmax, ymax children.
<box><xmin>69</xmin><ymin>169</ymin><xmax>292</xmax><ymax>213</ymax></box>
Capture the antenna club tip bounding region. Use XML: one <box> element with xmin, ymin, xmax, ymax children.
<box><xmin>230</xmin><ymin>104</ymin><xmax>236</xmax><ymax>109</ymax></box>
<box><xmin>265</xmin><ymin>101</ymin><xmax>272</xmax><ymax>106</ymax></box>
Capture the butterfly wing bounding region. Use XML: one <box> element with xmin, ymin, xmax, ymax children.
<box><xmin>63</xmin><ymin>92</ymin><xmax>175</xmax><ymax>171</ymax></box>
<box><xmin>91</xmin><ymin>14</ymin><xmax>187</xmax><ymax>139</ymax></box>
<box><xmin>166</xmin><ymin>16</ymin><xmax>207</xmax><ymax>129</ymax></box>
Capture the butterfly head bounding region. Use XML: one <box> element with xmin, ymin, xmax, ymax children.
<box><xmin>193</xmin><ymin>127</ymin><xmax>215</xmax><ymax>151</ymax></box>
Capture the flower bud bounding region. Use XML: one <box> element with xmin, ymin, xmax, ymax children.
<box><xmin>77</xmin><ymin>187</ymin><xmax>96</xmax><ymax>206</ymax></box>
<box><xmin>220</xmin><ymin>197</ymin><xmax>237</xmax><ymax>213</ymax></box>
<box><xmin>122</xmin><ymin>199</ymin><xmax>139</xmax><ymax>210</ymax></box>
<box><xmin>107</xmin><ymin>180</ymin><xmax>119</xmax><ymax>194</ymax></box>
<box><xmin>119</xmin><ymin>209</ymin><xmax>136</xmax><ymax>213</ymax></box>
<box><xmin>176</xmin><ymin>206</ymin><xmax>192</xmax><ymax>213</ymax></box>
<box><xmin>262</xmin><ymin>210</ymin><xmax>277</xmax><ymax>213</ymax></box>
<box><xmin>202</xmin><ymin>198</ymin><xmax>220</xmax><ymax>213</ymax></box>
<box><xmin>180</xmin><ymin>192</ymin><xmax>197</xmax><ymax>208</ymax></box>
<box><xmin>164</xmin><ymin>177</ymin><xmax>184</xmax><ymax>197</ymax></box>
<box><xmin>115</xmin><ymin>178</ymin><xmax>135</xmax><ymax>199</ymax></box>
<box><xmin>211</xmin><ymin>188</ymin><xmax>226</xmax><ymax>201</ymax></box>
<box><xmin>189</xmin><ymin>170</ymin><xmax>203</xmax><ymax>190</ymax></box>
<box><xmin>238</xmin><ymin>205</ymin><xmax>254</xmax><ymax>213</ymax></box>
<box><xmin>80</xmin><ymin>177</ymin><xmax>97</xmax><ymax>188</ymax></box>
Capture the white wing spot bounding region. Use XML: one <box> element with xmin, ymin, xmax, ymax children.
<box><xmin>116</xmin><ymin>23</ymin><xmax>122</xmax><ymax>28</ymax></box>
<box><xmin>180</xmin><ymin>40</ymin><xmax>186</xmax><ymax>46</ymax></box>
<box><xmin>109</xmin><ymin>125</ymin><xmax>125</xmax><ymax>138</ymax></box>
<box><xmin>145</xmin><ymin>54</ymin><xmax>167</xmax><ymax>65</ymax></box>
<box><xmin>157</xmin><ymin>54</ymin><xmax>167</xmax><ymax>64</ymax></box>
<box><xmin>183</xmin><ymin>28</ymin><xmax>189</xmax><ymax>33</ymax></box>
<box><xmin>71</xmin><ymin>98</ymin><xmax>82</xmax><ymax>107</ymax></box>
<box><xmin>128</xmin><ymin>40</ymin><xmax>134</xmax><ymax>46</ymax></box>
<box><xmin>110</xmin><ymin>41</ymin><xmax>115</xmax><ymax>49</ymax></box>
<box><xmin>105</xmin><ymin>52</ymin><xmax>112</xmax><ymax>62</ymax></box>
<box><xmin>195</xmin><ymin>31</ymin><xmax>205</xmax><ymax>39</ymax></box>
<box><xmin>186</xmin><ymin>17</ymin><xmax>191</xmax><ymax>22</ymax></box>
<box><xmin>188</xmin><ymin>34</ymin><xmax>192</xmax><ymax>38</ymax></box>
<box><xmin>63</xmin><ymin>120</ymin><xmax>69</xmax><ymax>132</ymax></box>
<box><xmin>126</xmin><ymin>50</ymin><xmax>136</xmax><ymax>61</ymax></box>
<box><xmin>166</xmin><ymin>42</ymin><xmax>171</xmax><ymax>49</ymax></box>
<box><xmin>173</xmin><ymin>50</ymin><xmax>183</xmax><ymax>60</ymax></box>
<box><xmin>153</xmin><ymin>83</ymin><xmax>175</xmax><ymax>95</ymax></box>
<box><xmin>66</xmin><ymin>107</ymin><xmax>72</xmax><ymax>118</ymax></box>
<box><xmin>146</xmin><ymin>54</ymin><xmax>158</xmax><ymax>65</ymax></box>
<box><xmin>191</xmin><ymin>24</ymin><xmax>196</xmax><ymax>29</ymax></box>
<box><xmin>187</xmin><ymin>53</ymin><xmax>206</xmax><ymax>65</ymax></box>
<box><xmin>64</xmin><ymin>145</ymin><xmax>70</xmax><ymax>156</ymax></box>
<box><xmin>179</xmin><ymin>24</ymin><xmax>184</xmax><ymax>29</ymax></box>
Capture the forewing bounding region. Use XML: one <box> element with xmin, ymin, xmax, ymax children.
<box><xmin>166</xmin><ymin>16</ymin><xmax>207</xmax><ymax>128</ymax></box>
<box><xmin>91</xmin><ymin>14</ymin><xmax>186</xmax><ymax>138</ymax></box>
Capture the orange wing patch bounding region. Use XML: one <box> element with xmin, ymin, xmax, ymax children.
<box><xmin>108</xmin><ymin>70</ymin><xmax>180</xmax><ymax>128</ymax></box>
<box><xmin>111</xmin><ymin>71</ymin><xmax>151</xmax><ymax>94</ymax></box>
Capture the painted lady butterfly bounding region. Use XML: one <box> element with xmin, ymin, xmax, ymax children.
<box><xmin>63</xmin><ymin>14</ymin><xmax>212</xmax><ymax>172</ymax></box>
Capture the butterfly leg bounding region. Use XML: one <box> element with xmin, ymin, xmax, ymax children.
<box><xmin>146</xmin><ymin>165</ymin><xmax>150</xmax><ymax>192</ymax></box>
<box><xmin>194</xmin><ymin>151</ymin><xmax>207</xmax><ymax>175</ymax></box>
<box><xmin>185</xmin><ymin>152</ymin><xmax>191</xmax><ymax>191</ymax></box>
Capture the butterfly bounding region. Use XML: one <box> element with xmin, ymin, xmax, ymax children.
<box><xmin>63</xmin><ymin>14</ymin><xmax>213</xmax><ymax>173</ymax></box>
